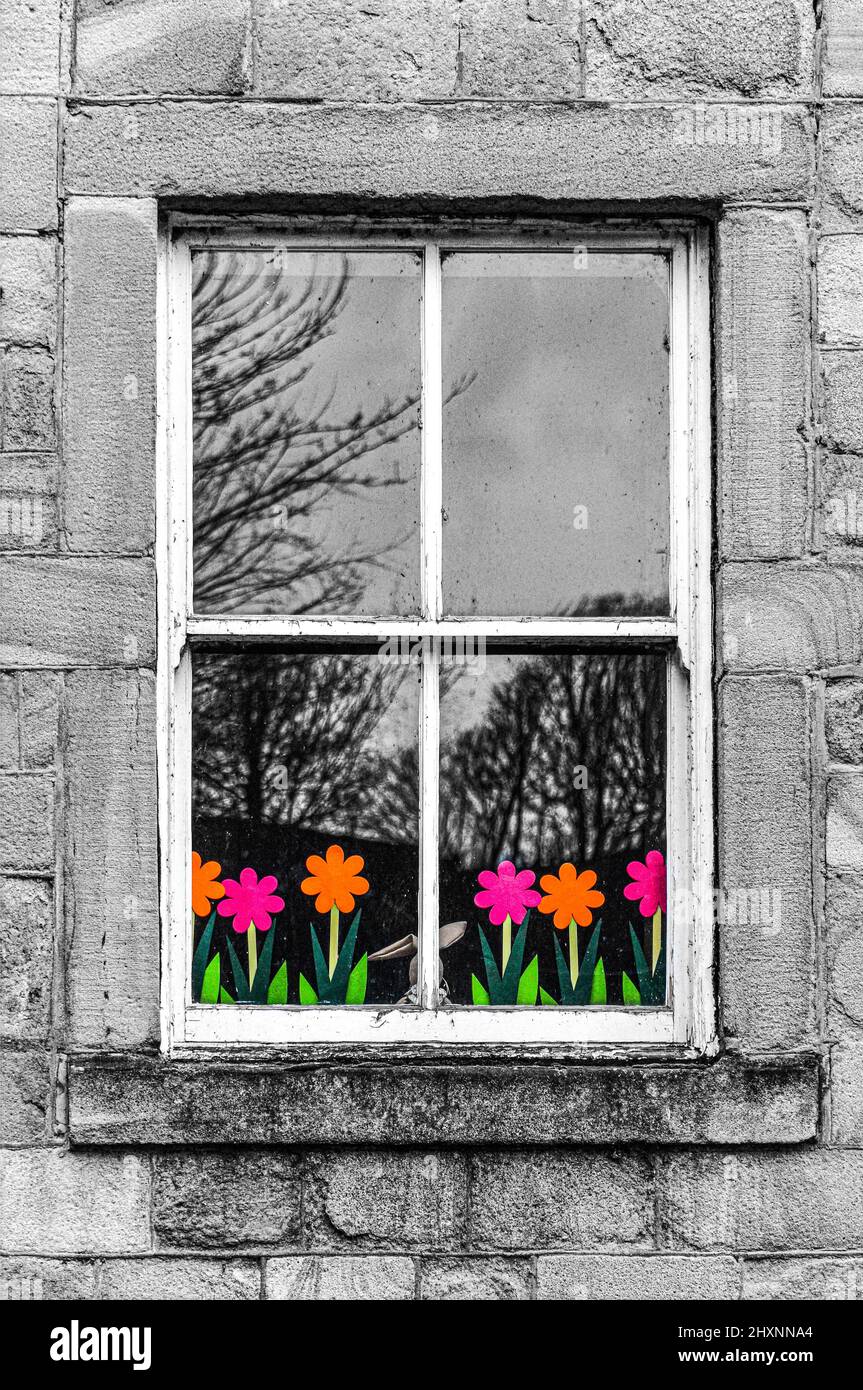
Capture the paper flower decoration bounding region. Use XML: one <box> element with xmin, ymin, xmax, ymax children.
<box><xmin>474</xmin><ymin>860</ymin><xmax>541</xmax><ymax>927</ymax></box>
<box><xmin>538</xmin><ymin>862</ymin><xmax>605</xmax><ymax>930</ymax></box>
<box><xmin>191</xmin><ymin>851</ymin><xmax>225</xmax><ymax>918</ymax></box>
<box><xmin>301</xmin><ymin>844</ymin><xmax>369</xmax><ymax>915</ymax></box>
<box><xmin>217</xmin><ymin>867</ymin><xmax>285</xmax><ymax>934</ymax></box>
<box><xmin>623</xmin><ymin>849</ymin><xmax>667</xmax><ymax>918</ymax></box>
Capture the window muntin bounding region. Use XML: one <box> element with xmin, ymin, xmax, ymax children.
<box><xmin>161</xmin><ymin>220</ymin><xmax>712</xmax><ymax>1050</ymax></box>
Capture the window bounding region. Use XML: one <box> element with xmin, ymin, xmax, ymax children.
<box><xmin>159</xmin><ymin>219</ymin><xmax>712</xmax><ymax>1050</ymax></box>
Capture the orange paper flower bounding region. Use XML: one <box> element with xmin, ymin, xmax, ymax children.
<box><xmin>301</xmin><ymin>844</ymin><xmax>369</xmax><ymax>915</ymax></box>
<box><xmin>538</xmin><ymin>862</ymin><xmax>605</xmax><ymax>930</ymax></box>
<box><xmin>191</xmin><ymin>851</ymin><xmax>225</xmax><ymax>917</ymax></box>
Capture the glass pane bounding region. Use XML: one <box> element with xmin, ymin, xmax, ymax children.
<box><xmin>191</xmin><ymin>650</ymin><xmax>419</xmax><ymax>1006</ymax></box>
<box><xmin>438</xmin><ymin>650</ymin><xmax>667</xmax><ymax>1006</ymax></box>
<box><xmin>441</xmin><ymin>251</ymin><xmax>670</xmax><ymax>617</ymax></box>
<box><xmin>192</xmin><ymin>249</ymin><xmax>422</xmax><ymax>616</ymax></box>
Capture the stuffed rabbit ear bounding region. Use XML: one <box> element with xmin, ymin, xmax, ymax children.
<box><xmin>439</xmin><ymin>921</ymin><xmax>467</xmax><ymax>950</ymax></box>
<box><xmin>368</xmin><ymin>933</ymin><xmax>418</xmax><ymax>962</ymax></box>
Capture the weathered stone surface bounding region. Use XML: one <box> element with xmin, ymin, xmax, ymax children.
<box><xmin>64</xmin><ymin>100</ymin><xmax>813</xmax><ymax>203</ymax></box>
<box><xmin>0</xmin><ymin>1047</ymin><xmax>49</xmax><ymax>1142</ymax></box>
<box><xmin>2</xmin><ymin>347</ymin><xmax>55</xmax><ymax>450</ymax></box>
<box><xmin>76</xmin><ymin>0</ymin><xmax>250</xmax><ymax>95</ymax></box>
<box><xmin>153</xmin><ymin>1152</ymin><xmax>301</xmax><ymax>1249</ymax></box>
<box><xmin>255</xmin><ymin>0</ymin><xmax>458</xmax><ymax>100</ymax></box>
<box><xmin>64</xmin><ymin>197</ymin><xmax>156</xmax><ymax>551</ymax></box>
<box><xmin>659</xmin><ymin>1151</ymin><xmax>863</xmax><ymax>1251</ymax></box>
<box><xmin>0</xmin><ymin>877</ymin><xmax>53</xmax><ymax>1042</ymax></box>
<box><xmin>0</xmin><ymin>0</ymin><xmax>61</xmax><ymax>93</ymax></box>
<box><xmin>717</xmin><ymin>210</ymin><xmax>809</xmax><ymax>559</ymax></box>
<box><xmin>459</xmin><ymin>0</ymin><xmax>580</xmax><ymax>98</ymax></box>
<box><xmin>824</xmin><ymin>0</ymin><xmax>863</xmax><ymax>97</ymax></box>
<box><xmin>469</xmin><ymin>1151</ymin><xmax>652</xmax><ymax>1251</ymax></box>
<box><xmin>828</xmin><ymin>775</ymin><xmax>863</xmax><ymax>874</ymax></box>
<box><xmin>587</xmin><ymin>0</ymin><xmax>812</xmax><ymax>98</ymax></box>
<box><xmin>65</xmin><ymin>669</ymin><xmax>158</xmax><ymax>1048</ymax></box>
<box><xmin>0</xmin><ymin>1150</ymin><xmax>149</xmax><ymax>1254</ymax></box>
<box><xmin>826</xmin><ymin>681</ymin><xmax>863</xmax><ymax>765</ymax></box>
<box><xmin>827</xmin><ymin>873</ymin><xmax>863</xmax><ymax>1033</ymax></box>
<box><xmin>0</xmin><ymin>674</ymin><xmax>16</xmax><ymax>766</ymax></box>
<box><xmin>720</xmin><ymin>564</ymin><xmax>863</xmax><ymax>671</ymax></box>
<box><xmin>19</xmin><ymin>671</ymin><xmax>61</xmax><ymax>768</ymax></box>
<box><xmin>537</xmin><ymin>1253</ymin><xmax>740</xmax><ymax>1300</ymax></box>
<box><xmin>718</xmin><ymin>677</ymin><xmax>814</xmax><ymax>1049</ymax></box>
<box><xmin>420</xmin><ymin>1256</ymin><xmax>531</xmax><ymax>1300</ymax></box>
<box><xmin>267</xmin><ymin>1255</ymin><xmax>414</xmax><ymax>1301</ymax></box>
<box><xmin>0</xmin><ymin>98</ymin><xmax>56</xmax><ymax>230</ymax></box>
<box><xmin>823</xmin><ymin>351</ymin><xmax>863</xmax><ymax>453</ymax></box>
<box><xmin>0</xmin><ymin>775</ymin><xmax>53</xmax><ymax>870</ymax></box>
<box><xmin>0</xmin><ymin>454</ymin><xmax>59</xmax><ymax>556</ymax></box>
<box><xmin>829</xmin><ymin>1042</ymin><xmax>863</xmax><ymax>1144</ymax></box>
<box><xmin>0</xmin><ymin>556</ymin><xmax>155</xmax><ymax>665</ymax></box>
<box><xmin>67</xmin><ymin>1054</ymin><xmax>820</xmax><ymax>1146</ymax></box>
<box><xmin>743</xmin><ymin>1256</ymin><xmax>863</xmax><ymax>1299</ymax></box>
<box><xmin>0</xmin><ymin>235</ymin><xmax>56</xmax><ymax>344</ymax></box>
<box><xmin>0</xmin><ymin>1254</ymin><xmax>260</xmax><ymax>1299</ymax></box>
<box><xmin>823</xmin><ymin>107</ymin><xmax>863</xmax><ymax>230</ymax></box>
<box><xmin>0</xmin><ymin>1256</ymin><xmax>99</xmax><ymax>1299</ymax></box>
<box><xmin>821</xmin><ymin>453</ymin><xmax>863</xmax><ymax>552</ymax></box>
<box><xmin>820</xmin><ymin>236</ymin><xmax>863</xmax><ymax>346</ymax></box>
<box><xmin>307</xmin><ymin>1152</ymin><xmax>466</xmax><ymax>1250</ymax></box>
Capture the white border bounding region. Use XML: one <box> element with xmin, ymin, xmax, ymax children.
<box><xmin>158</xmin><ymin>220</ymin><xmax>713</xmax><ymax>1053</ymax></box>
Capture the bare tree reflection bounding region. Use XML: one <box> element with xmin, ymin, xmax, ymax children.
<box><xmin>193</xmin><ymin>653</ymin><xmax>417</xmax><ymax>842</ymax></box>
<box><xmin>439</xmin><ymin>651</ymin><xmax>665</xmax><ymax>869</ymax></box>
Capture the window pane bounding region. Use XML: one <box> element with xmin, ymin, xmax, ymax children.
<box><xmin>192</xmin><ymin>249</ymin><xmax>422</xmax><ymax>616</ymax></box>
<box><xmin>441</xmin><ymin>251</ymin><xmax>670</xmax><ymax>617</ymax></box>
<box><xmin>438</xmin><ymin>650</ymin><xmax>667</xmax><ymax>1006</ymax></box>
<box><xmin>191</xmin><ymin>650</ymin><xmax>419</xmax><ymax>1006</ymax></box>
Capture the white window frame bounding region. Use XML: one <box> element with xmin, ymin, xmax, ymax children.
<box><xmin>158</xmin><ymin>215</ymin><xmax>713</xmax><ymax>1054</ymax></box>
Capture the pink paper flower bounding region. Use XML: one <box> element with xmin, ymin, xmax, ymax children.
<box><xmin>474</xmin><ymin>860</ymin><xmax>541</xmax><ymax>927</ymax></box>
<box><xmin>623</xmin><ymin>849</ymin><xmax>667</xmax><ymax>918</ymax></box>
<box><xmin>217</xmin><ymin>867</ymin><xmax>284</xmax><ymax>934</ymax></box>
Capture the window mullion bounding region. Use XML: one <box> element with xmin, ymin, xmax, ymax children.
<box><xmin>418</xmin><ymin>243</ymin><xmax>443</xmax><ymax>1008</ymax></box>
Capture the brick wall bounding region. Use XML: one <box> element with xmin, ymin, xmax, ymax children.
<box><xmin>2</xmin><ymin>0</ymin><xmax>863</xmax><ymax>1301</ymax></box>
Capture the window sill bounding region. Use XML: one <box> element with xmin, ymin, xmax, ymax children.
<box><xmin>67</xmin><ymin>1049</ymin><xmax>820</xmax><ymax>1148</ymax></box>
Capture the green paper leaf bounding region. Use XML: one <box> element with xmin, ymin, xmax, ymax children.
<box><xmin>267</xmin><ymin>961</ymin><xmax>288</xmax><ymax>1005</ymax></box>
<box><xmin>516</xmin><ymin>954</ymin><xmax>539</xmax><ymax>1005</ymax></box>
<box><xmin>501</xmin><ymin>915</ymin><xmax>530</xmax><ymax>996</ymax></box>
<box><xmin>309</xmin><ymin>923</ymin><xmax>330</xmax><ymax>997</ymax></box>
<box><xmin>477</xmin><ymin>924</ymin><xmax>504</xmax><ymax>1004</ymax></box>
<box><xmin>191</xmin><ymin>910</ymin><xmax>216</xmax><ymax>1002</ymax></box>
<box><xmin>621</xmin><ymin>971</ymin><xmax>641</xmax><ymax>1006</ymax></box>
<box><xmin>250</xmin><ymin>925</ymin><xmax>277</xmax><ymax>1003</ymax></box>
<box><xmin>225</xmin><ymin>935</ymin><xmax>251</xmax><ymax>1002</ymax></box>
<box><xmin>200</xmin><ymin>951</ymin><xmax>220</xmax><ymax>1004</ymax></box>
<box><xmin>589</xmin><ymin>955</ymin><xmax>607</xmax><ymax>1006</ymax></box>
<box><xmin>298</xmin><ymin>972</ymin><xmax>318</xmax><ymax>1005</ymax></box>
<box><xmin>321</xmin><ymin>910</ymin><xmax>362</xmax><ymax>1003</ymax></box>
<box><xmin>628</xmin><ymin>925</ymin><xmax>666</xmax><ymax>1005</ymax></box>
<box><xmin>539</xmin><ymin>986</ymin><xmax>559</xmax><ymax>1006</ymax></box>
<box><xmin>346</xmin><ymin>952</ymin><xmax>368</xmax><ymax>1005</ymax></box>
<box><xmin>471</xmin><ymin>974</ymin><xmax>491</xmax><ymax>1006</ymax></box>
<box><xmin>219</xmin><ymin>986</ymin><xmax>235</xmax><ymax>1004</ymax></box>
<box><xmin>572</xmin><ymin>921</ymin><xmax>602</xmax><ymax>1006</ymax></box>
<box><xmin>553</xmin><ymin>932</ymin><xmax>577</xmax><ymax>1005</ymax></box>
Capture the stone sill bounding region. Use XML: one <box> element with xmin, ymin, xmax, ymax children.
<box><xmin>67</xmin><ymin>1050</ymin><xmax>820</xmax><ymax>1148</ymax></box>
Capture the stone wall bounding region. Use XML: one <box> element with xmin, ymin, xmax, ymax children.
<box><xmin>2</xmin><ymin>0</ymin><xmax>863</xmax><ymax>1301</ymax></box>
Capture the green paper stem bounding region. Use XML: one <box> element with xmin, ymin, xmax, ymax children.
<box><xmin>248</xmin><ymin>923</ymin><xmax>258</xmax><ymax>986</ymax></box>
<box><xmin>501</xmin><ymin>914</ymin><xmax>512</xmax><ymax>972</ymax></box>
<box><xmin>651</xmin><ymin>907</ymin><xmax>662</xmax><ymax>974</ymax></box>
<box><xmin>328</xmin><ymin>905</ymin><xmax>339</xmax><ymax>977</ymax></box>
<box><xmin>568</xmin><ymin>917</ymin><xmax>579</xmax><ymax>987</ymax></box>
